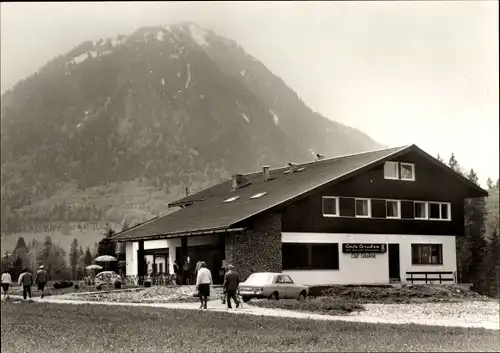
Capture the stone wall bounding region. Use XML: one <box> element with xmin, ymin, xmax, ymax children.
<box><xmin>225</xmin><ymin>213</ymin><xmax>282</xmax><ymax>281</ymax></box>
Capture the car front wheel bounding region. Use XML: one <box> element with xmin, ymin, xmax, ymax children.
<box><xmin>242</xmin><ymin>296</ymin><xmax>251</xmax><ymax>303</ymax></box>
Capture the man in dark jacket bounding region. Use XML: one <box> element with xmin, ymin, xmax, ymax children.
<box><xmin>223</xmin><ymin>265</ymin><xmax>240</xmax><ymax>309</ymax></box>
<box><xmin>17</xmin><ymin>268</ymin><xmax>33</xmax><ymax>300</ymax></box>
<box><xmin>35</xmin><ymin>265</ymin><xmax>49</xmax><ymax>299</ymax></box>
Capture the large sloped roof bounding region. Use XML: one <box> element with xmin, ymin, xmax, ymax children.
<box><xmin>109</xmin><ymin>144</ymin><xmax>488</xmax><ymax>242</ymax></box>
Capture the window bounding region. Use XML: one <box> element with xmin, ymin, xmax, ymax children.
<box><xmin>275</xmin><ymin>275</ymin><xmax>285</xmax><ymax>283</ymax></box>
<box><xmin>384</xmin><ymin>161</ymin><xmax>415</xmax><ymax>181</ymax></box>
<box><xmin>386</xmin><ymin>200</ymin><xmax>400</xmax><ymax>218</ymax></box>
<box><xmin>223</xmin><ymin>196</ymin><xmax>240</xmax><ymax>203</ymax></box>
<box><xmin>250</xmin><ymin>192</ymin><xmax>267</xmax><ymax>199</ymax></box>
<box><xmin>283</xmin><ymin>275</ymin><xmax>294</xmax><ymax>284</ymax></box>
<box><xmin>322</xmin><ymin>197</ymin><xmax>339</xmax><ymax>217</ymax></box>
<box><xmin>400</xmin><ymin>163</ymin><xmax>415</xmax><ymax>181</ymax></box>
<box><xmin>401</xmin><ymin>201</ymin><xmax>415</xmax><ymax>219</ymax></box>
<box><xmin>339</xmin><ymin>197</ymin><xmax>356</xmax><ymax>217</ymax></box>
<box><xmin>371</xmin><ymin>199</ymin><xmax>387</xmax><ymax>218</ymax></box>
<box><xmin>384</xmin><ymin>161</ymin><xmax>399</xmax><ymax>179</ymax></box>
<box><xmin>282</xmin><ymin>243</ymin><xmax>339</xmax><ymax>270</ymax></box>
<box><xmin>429</xmin><ymin>202</ymin><xmax>451</xmax><ymax>220</ymax></box>
<box><xmin>412</xmin><ymin>244</ymin><xmax>443</xmax><ymax>265</ymax></box>
<box><xmin>414</xmin><ymin>202</ymin><xmax>428</xmax><ymax>219</ymax></box>
<box><xmin>355</xmin><ymin>199</ymin><xmax>371</xmax><ymax>218</ymax></box>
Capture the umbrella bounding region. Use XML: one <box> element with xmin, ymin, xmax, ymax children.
<box><xmin>94</xmin><ymin>255</ymin><xmax>118</xmax><ymax>271</ymax></box>
<box><xmin>94</xmin><ymin>255</ymin><xmax>118</xmax><ymax>262</ymax></box>
<box><xmin>86</xmin><ymin>264</ymin><xmax>103</xmax><ymax>271</ymax></box>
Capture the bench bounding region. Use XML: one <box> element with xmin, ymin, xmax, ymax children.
<box><xmin>406</xmin><ymin>271</ymin><xmax>455</xmax><ymax>284</ymax></box>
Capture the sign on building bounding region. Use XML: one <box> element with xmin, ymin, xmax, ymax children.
<box><xmin>342</xmin><ymin>243</ymin><xmax>387</xmax><ymax>253</ymax></box>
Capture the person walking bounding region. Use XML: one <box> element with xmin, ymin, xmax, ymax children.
<box><xmin>1</xmin><ymin>269</ymin><xmax>12</xmax><ymax>298</ymax></box>
<box><xmin>223</xmin><ymin>264</ymin><xmax>240</xmax><ymax>309</ymax></box>
<box><xmin>35</xmin><ymin>265</ymin><xmax>49</xmax><ymax>299</ymax></box>
<box><xmin>18</xmin><ymin>268</ymin><xmax>33</xmax><ymax>300</ymax></box>
<box><xmin>196</xmin><ymin>262</ymin><xmax>212</xmax><ymax>309</ymax></box>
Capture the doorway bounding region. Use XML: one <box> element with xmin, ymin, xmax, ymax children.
<box><xmin>388</xmin><ymin>244</ymin><xmax>401</xmax><ymax>282</ymax></box>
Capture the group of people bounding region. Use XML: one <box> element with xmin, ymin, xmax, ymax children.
<box><xmin>195</xmin><ymin>261</ymin><xmax>241</xmax><ymax>310</ymax></box>
<box><xmin>1</xmin><ymin>265</ymin><xmax>49</xmax><ymax>299</ymax></box>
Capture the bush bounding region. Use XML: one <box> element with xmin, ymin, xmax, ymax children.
<box><xmin>53</xmin><ymin>281</ymin><xmax>74</xmax><ymax>290</ymax></box>
<box><xmin>250</xmin><ymin>297</ymin><xmax>365</xmax><ymax>315</ymax></box>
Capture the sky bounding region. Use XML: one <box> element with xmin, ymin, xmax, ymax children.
<box><xmin>1</xmin><ymin>1</ymin><xmax>498</xmax><ymax>186</ymax></box>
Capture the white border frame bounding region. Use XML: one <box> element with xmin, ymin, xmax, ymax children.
<box><xmin>322</xmin><ymin>197</ymin><xmax>451</xmax><ymax>221</ymax></box>
<box><xmin>428</xmin><ymin>202</ymin><xmax>452</xmax><ymax>221</ymax></box>
<box><xmin>385</xmin><ymin>200</ymin><xmax>401</xmax><ymax>219</ymax></box>
<box><xmin>414</xmin><ymin>201</ymin><xmax>429</xmax><ymax>220</ymax></box>
<box><xmin>383</xmin><ymin>161</ymin><xmax>399</xmax><ymax>180</ymax></box>
<box><xmin>411</xmin><ymin>243</ymin><xmax>444</xmax><ymax>265</ymax></box>
<box><xmin>400</xmin><ymin>162</ymin><xmax>416</xmax><ymax>181</ymax></box>
<box><xmin>322</xmin><ymin>196</ymin><xmax>339</xmax><ymax>217</ymax></box>
<box><xmin>355</xmin><ymin>198</ymin><xmax>371</xmax><ymax>218</ymax></box>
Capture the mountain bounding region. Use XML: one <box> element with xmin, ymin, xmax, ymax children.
<box><xmin>0</xmin><ymin>22</ymin><xmax>382</xmax><ymax>242</ymax></box>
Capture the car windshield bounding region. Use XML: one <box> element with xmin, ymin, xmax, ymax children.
<box><xmin>245</xmin><ymin>273</ymin><xmax>273</xmax><ymax>285</ymax></box>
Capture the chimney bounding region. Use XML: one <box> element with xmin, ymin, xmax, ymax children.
<box><xmin>316</xmin><ymin>153</ymin><xmax>325</xmax><ymax>161</ymax></box>
<box><xmin>185</xmin><ymin>186</ymin><xmax>190</xmax><ymax>197</ymax></box>
<box><xmin>288</xmin><ymin>162</ymin><xmax>299</xmax><ymax>173</ymax></box>
<box><xmin>262</xmin><ymin>166</ymin><xmax>271</xmax><ymax>181</ymax></box>
<box><xmin>232</xmin><ymin>174</ymin><xmax>250</xmax><ymax>190</ymax></box>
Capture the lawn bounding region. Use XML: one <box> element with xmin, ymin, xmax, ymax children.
<box><xmin>1</xmin><ymin>302</ymin><xmax>498</xmax><ymax>353</ymax></box>
<box><xmin>250</xmin><ymin>297</ymin><xmax>365</xmax><ymax>315</ymax></box>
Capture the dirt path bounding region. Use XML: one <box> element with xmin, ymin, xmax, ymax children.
<box><xmin>3</xmin><ymin>294</ymin><xmax>498</xmax><ymax>330</ymax></box>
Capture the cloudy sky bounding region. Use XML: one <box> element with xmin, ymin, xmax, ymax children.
<box><xmin>1</xmin><ymin>1</ymin><xmax>498</xmax><ymax>185</ymax></box>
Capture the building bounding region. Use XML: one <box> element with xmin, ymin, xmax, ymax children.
<box><xmin>108</xmin><ymin>144</ymin><xmax>487</xmax><ymax>285</ymax></box>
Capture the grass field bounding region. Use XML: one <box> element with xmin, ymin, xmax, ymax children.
<box><xmin>1</xmin><ymin>302</ymin><xmax>498</xmax><ymax>353</ymax></box>
<box><xmin>250</xmin><ymin>297</ymin><xmax>365</xmax><ymax>315</ymax></box>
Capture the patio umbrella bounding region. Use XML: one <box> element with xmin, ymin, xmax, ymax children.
<box><xmin>86</xmin><ymin>264</ymin><xmax>103</xmax><ymax>271</ymax></box>
<box><xmin>94</xmin><ymin>255</ymin><xmax>118</xmax><ymax>262</ymax></box>
<box><xmin>94</xmin><ymin>255</ymin><xmax>118</xmax><ymax>271</ymax></box>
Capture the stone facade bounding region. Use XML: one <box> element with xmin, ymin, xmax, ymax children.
<box><xmin>225</xmin><ymin>212</ymin><xmax>282</xmax><ymax>281</ymax></box>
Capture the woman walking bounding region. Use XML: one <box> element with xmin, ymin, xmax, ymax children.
<box><xmin>1</xmin><ymin>269</ymin><xmax>12</xmax><ymax>298</ymax></box>
<box><xmin>195</xmin><ymin>262</ymin><xmax>212</xmax><ymax>309</ymax></box>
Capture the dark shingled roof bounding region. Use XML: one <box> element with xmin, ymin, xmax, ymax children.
<box><xmin>109</xmin><ymin>144</ymin><xmax>488</xmax><ymax>242</ymax></box>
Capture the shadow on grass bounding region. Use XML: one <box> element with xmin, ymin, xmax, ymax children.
<box><xmin>250</xmin><ymin>297</ymin><xmax>365</xmax><ymax>315</ymax></box>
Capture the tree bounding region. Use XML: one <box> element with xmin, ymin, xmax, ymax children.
<box><xmin>484</xmin><ymin>230</ymin><xmax>500</xmax><ymax>298</ymax></box>
<box><xmin>487</xmin><ymin>178</ymin><xmax>494</xmax><ymax>190</ymax></box>
<box><xmin>83</xmin><ymin>247</ymin><xmax>93</xmax><ymax>267</ymax></box>
<box><xmin>12</xmin><ymin>236</ymin><xmax>30</xmax><ymax>280</ymax></box>
<box><xmin>69</xmin><ymin>238</ymin><xmax>80</xmax><ymax>279</ymax></box>
<box><xmin>36</xmin><ymin>235</ymin><xmax>70</xmax><ymax>280</ymax></box>
<box><xmin>460</xmin><ymin>169</ymin><xmax>488</xmax><ymax>292</ymax></box>
<box><xmin>97</xmin><ymin>227</ymin><xmax>116</xmax><ymax>257</ymax></box>
<box><xmin>14</xmin><ymin>236</ymin><xmax>27</xmax><ymax>250</ymax></box>
<box><xmin>448</xmin><ymin>153</ymin><xmax>459</xmax><ymax>171</ymax></box>
<box><xmin>468</xmin><ymin>169</ymin><xmax>479</xmax><ymax>185</ymax></box>
<box><xmin>437</xmin><ymin>154</ymin><xmax>444</xmax><ymax>163</ymax></box>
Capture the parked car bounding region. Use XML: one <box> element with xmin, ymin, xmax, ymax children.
<box><xmin>95</xmin><ymin>271</ymin><xmax>121</xmax><ymax>290</ymax></box>
<box><xmin>238</xmin><ymin>272</ymin><xmax>309</xmax><ymax>302</ymax></box>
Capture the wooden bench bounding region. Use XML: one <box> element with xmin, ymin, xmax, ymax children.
<box><xmin>406</xmin><ymin>271</ymin><xmax>454</xmax><ymax>284</ymax></box>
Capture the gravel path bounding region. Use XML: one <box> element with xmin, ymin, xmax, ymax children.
<box><xmin>4</xmin><ymin>294</ymin><xmax>498</xmax><ymax>331</ymax></box>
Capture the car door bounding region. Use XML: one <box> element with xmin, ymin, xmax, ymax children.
<box><xmin>273</xmin><ymin>275</ymin><xmax>286</xmax><ymax>298</ymax></box>
<box><xmin>283</xmin><ymin>275</ymin><xmax>298</xmax><ymax>298</ymax></box>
